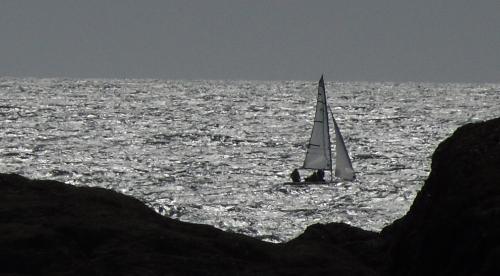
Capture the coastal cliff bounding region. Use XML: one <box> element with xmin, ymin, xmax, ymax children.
<box><xmin>1</xmin><ymin>117</ymin><xmax>499</xmax><ymax>275</ymax></box>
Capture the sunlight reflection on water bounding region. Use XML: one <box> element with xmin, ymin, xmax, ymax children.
<box><xmin>1</xmin><ymin>77</ymin><xmax>499</xmax><ymax>242</ymax></box>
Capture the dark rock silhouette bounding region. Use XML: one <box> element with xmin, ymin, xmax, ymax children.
<box><xmin>0</xmin><ymin>173</ymin><xmax>383</xmax><ymax>275</ymax></box>
<box><xmin>1</xmin><ymin>117</ymin><xmax>499</xmax><ymax>275</ymax></box>
<box><xmin>383</xmin><ymin>117</ymin><xmax>500</xmax><ymax>275</ymax></box>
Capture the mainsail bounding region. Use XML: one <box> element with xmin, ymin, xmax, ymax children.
<box><xmin>302</xmin><ymin>76</ymin><xmax>332</xmax><ymax>171</ymax></box>
<box><xmin>302</xmin><ymin>75</ymin><xmax>355</xmax><ymax>181</ymax></box>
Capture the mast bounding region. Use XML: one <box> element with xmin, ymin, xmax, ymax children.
<box><xmin>323</xmin><ymin>76</ymin><xmax>333</xmax><ymax>179</ymax></box>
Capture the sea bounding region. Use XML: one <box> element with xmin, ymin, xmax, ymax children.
<box><xmin>1</xmin><ymin>77</ymin><xmax>499</xmax><ymax>242</ymax></box>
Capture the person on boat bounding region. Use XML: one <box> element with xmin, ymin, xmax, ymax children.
<box><xmin>316</xmin><ymin>169</ymin><xmax>325</xmax><ymax>182</ymax></box>
<box><xmin>290</xmin><ymin>169</ymin><xmax>301</xmax><ymax>183</ymax></box>
<box><xmin>304</xmin><ymin>169</ymin><xmax>324</xmax><ymax>182</ymax></box>
<box><xmin>304</xmin><ymin>170</ymin><xmax>317</xmax><ymax>182</ymax></box>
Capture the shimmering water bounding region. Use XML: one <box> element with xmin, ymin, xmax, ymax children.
<box><xmin>1</xmin><ymin>77</ymin><xmax>498</xmax><ymax>242</ymax></box>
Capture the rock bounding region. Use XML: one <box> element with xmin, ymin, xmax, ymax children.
<box><xmin>285</xmin><ymin>222</ymin><xmax>387</xmax><ymax>274</ymax></box>
<box><xmin>0</xmin><ymin>173</ymin><xmax>382</xmax><ymax>275</ymax></box>
<box><xmin>382</xmin><ymin>117</ymin><xmax>500</xmax><ymax>275</ymax></box>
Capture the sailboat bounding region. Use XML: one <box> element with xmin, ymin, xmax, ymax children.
<box><xmin>291</xmin><ymin>75</ymin><xmax>355</xmax><ymax>183</ymax></box>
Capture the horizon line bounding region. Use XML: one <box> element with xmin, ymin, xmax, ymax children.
<box><xmin>1</xmin><ymin>74</ymin><xmax>499</xmax><ymax>86</ymax></box>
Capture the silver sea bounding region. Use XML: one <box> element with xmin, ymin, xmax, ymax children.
<box><xmin>1</xmin><ymin>77</ymin><xmax>498</xmax><ymax>242</ymax></box>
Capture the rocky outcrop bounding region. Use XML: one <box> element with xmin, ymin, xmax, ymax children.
<box><xmin>383</xmin><ymin>117</ymin><xmax>500</xmax><ymax>275</ymax></box>
<box><xmin>1</xmin><ymin>117</ymin><xmax>499</xmax><ymax>275</ymax></box>
<box><xmin>0</xmin><ymin>173</ymin><xmax>383</xmax><ymax>275</ymax></box>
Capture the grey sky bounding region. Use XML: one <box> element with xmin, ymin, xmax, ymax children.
<box><xmin>0</xmin><ymin>0</ymin><xmax>498</xmax><ymax>82</ymax></box>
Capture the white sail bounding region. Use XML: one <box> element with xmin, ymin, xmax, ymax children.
<box><xmin>332</xmin><ymin>116</ymin><xmax>355</xmax><ymax>180</ymax></box>
<box><xmin>302</xmin><ymin>76</ymin><xmax>332</xmax><ymax>171</ymax></box>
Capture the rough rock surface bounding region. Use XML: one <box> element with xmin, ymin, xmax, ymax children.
<box><xmin>383</xmin><ymin>117</ymin><xmax>500</xmax><ymax>275</ymax></box>
<box><xmin>0</xmin><ymin>173</ymin><xmax>383</xmax><ymax>275</ymax></box>
<box><xmin>1</xmin><ymin>117</ymin><xmax>499</xmax><ymax>275</ymax></box>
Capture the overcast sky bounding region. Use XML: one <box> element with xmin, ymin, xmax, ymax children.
<box><xmin>0</xmin><ymin>0</ymin><xmax>498</xmax><ymax>82</ymax></box>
